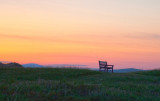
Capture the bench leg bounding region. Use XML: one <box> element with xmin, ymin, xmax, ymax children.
<box><xmin>112</xmin><ymin>68</ymin><xmax>113</xmax><ymax>73</ymax></box>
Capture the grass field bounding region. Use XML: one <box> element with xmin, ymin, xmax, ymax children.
<box><xmin>0</xmin><ymin>67</ymin><xmax>160</xmax><ymax>101</ymax></box>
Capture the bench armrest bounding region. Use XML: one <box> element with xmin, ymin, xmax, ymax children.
<box><xmin>105</xmin><ymin>65</ymin><xmax>114</xmax><ymax>67</ymax></box>
<box><xmin>107</xmin><ymin>65</ymin><xmax>114</xmax><ymax>66</ymax></box>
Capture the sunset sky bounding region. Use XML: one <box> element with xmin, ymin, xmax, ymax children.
<box><xmin>0</xmin><ymin>0</ymin><xmax>160</xmax><ymax>69</ymax></box>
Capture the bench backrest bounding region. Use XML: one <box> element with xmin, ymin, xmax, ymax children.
<box><xmin>99</xmin><ymin>61</ymin><xmax>107</xmax><ymax>68</ymax></box>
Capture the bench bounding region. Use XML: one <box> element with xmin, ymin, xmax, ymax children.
<box><xmin>99</xmin><ymin>61</ymin><xmax>114</xmax><ymax>72</ymax></box>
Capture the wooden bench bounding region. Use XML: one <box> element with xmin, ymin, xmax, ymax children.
<box><xmin>99</xmin><ymin>61</ymin><xmax>114</xmax><ymax>72</ymax></box>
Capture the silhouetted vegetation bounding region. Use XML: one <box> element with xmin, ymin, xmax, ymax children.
<box><xmin>0</xmin><ymin>62</ymin><xmax>23</xmax><ymax>68</ymax></box>
<box><xmin>0</xmin><ymin>67</ymin><xmax>160</xmax><ymax>101</ymax></box>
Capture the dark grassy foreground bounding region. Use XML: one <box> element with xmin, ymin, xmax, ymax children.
<box><xmin>0</xmin><ymin>68</ymin><xmax>160</xmax><ymax>101</ymax></box>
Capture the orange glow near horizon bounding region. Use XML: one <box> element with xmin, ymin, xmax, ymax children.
<box><xmin>0</xmin><ymin>0</ymin><xmax>160</xmax><ymax>70</ymax></box>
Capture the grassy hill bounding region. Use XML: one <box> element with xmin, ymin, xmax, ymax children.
<box><xmin>0</xmin><ymin>67</ymin><xmax>160</xmax><ymax>101</ymax></box>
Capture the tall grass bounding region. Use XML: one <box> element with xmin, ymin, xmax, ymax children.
<box><xmin>0</xmin><ymin>67</ymin><xmax>160</xmax><ymax>101</ymax></box>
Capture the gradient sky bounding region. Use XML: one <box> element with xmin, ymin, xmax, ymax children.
<box><xmin>0</xmin><ymin>0</ymin><xmax>160</xmax><ymax>69</ymax></box>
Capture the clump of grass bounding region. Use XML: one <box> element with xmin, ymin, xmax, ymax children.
<box><xmin>135</xmin><ymin>70</ymin><xmax>160</xmax><ymax>76</ymax></box>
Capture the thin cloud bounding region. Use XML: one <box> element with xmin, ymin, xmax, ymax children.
<box><xmin>0</xmin><ymin>34</ymin><xmax>95</xmax><ymax>45</ymax></box>
<box><xmin>125</xmin><ymin>33</ymin><xmax>160</xmax><ymax>40</ymax></box>
<box><xmin>0</xmin><ymin>34</ymin><xmax>35</xmax><ymax>40</ymax></box>
<box><xmin>0</xmin><ymin>34</ymin><xmax>63</xmax><ymax>42</ymax></box>
<box><xmin>0</xmin><ymin>34</ymin><xmax>118</xmax><ymax>46</ymax></box>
